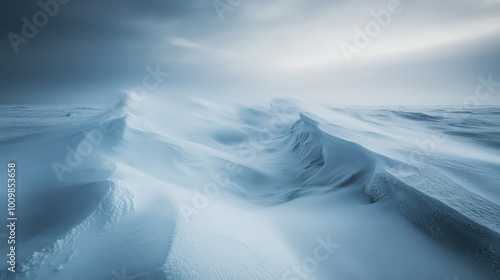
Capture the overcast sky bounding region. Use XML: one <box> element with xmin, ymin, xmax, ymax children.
<box><xmin>1</xmin><ymin>0</ymin><xmax>500</xmax><ymax>105</ymax></box>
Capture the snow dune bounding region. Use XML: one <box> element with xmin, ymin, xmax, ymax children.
<box><xmin>0</xmin><ymin>97</ymin><xmax>498</xmax><ymax>279</ymax></box>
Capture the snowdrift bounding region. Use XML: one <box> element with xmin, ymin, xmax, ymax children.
<box><xmin>0</xmin><ymin>98</ymin><xmax>499</xmax><ymax>279</ymax></box>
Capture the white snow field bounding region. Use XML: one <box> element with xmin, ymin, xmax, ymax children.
<box><xmin>0</xmin><ymin>96</ymin><xmax>499</xmax><ymax>280</ymax></box>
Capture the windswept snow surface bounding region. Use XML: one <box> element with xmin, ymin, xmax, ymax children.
<box><xmin>0</xmin><ymin>98</ymin><xmax>499</xmax><ymax>280</ymax></box>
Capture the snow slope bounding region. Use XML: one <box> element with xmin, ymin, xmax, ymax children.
<box><xmin>0</xmin><ymin>97</ymin><xmax>499</xmax><ymax>279</ymax></box>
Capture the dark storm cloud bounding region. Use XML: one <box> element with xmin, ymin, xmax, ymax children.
<box><xmin>1</xmin><ymin>0</ymin><xmax>499</xmax><ymax>105</ymax></box>
<box><xmin>0</xmin><ymin>0</ymin><xmax>214</xmax><ymax>103</ymax></box>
